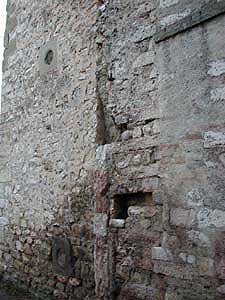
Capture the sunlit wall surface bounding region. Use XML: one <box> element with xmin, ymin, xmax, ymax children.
<box><xmin>0</xmin><ymin>0</ymin><xmax>7</xmax><ymax>105</ymax></box>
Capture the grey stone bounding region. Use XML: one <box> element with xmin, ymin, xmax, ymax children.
<box><xmin>0</xmin><ymin>217</ymin><xmax>8</xmax><ymax>226</ymax></box>
<box><xmin>109</xmin><ymin>219</ymin><xmax>125</xmax><ymax>228</ymax></box>
<box><xmin>160</xmin><ymin>0</ymin><xmax>179</xmax><ymax>8</ymax></box>
<box><xmin>132</xmin><ymin>51</ymin><xmax>155</xmax><ymax>69</ymax></box>
<box><xmin>170</xmin><ymin>208</ymin><xmax>196</xmax><ymax>228</ymax></box>
<box><xmin>217</xmin><ymin>285</ymin><xmax>225</xmax><ymax>294</ymax></box>
<box><xmin>208</xmin><ymin>59</ymin><xmax>225</xmax><ymax>76</ymax></box>
<box><xmin>0</xmin><ymin>199</ymin><xmax>6</xmax><ymax>209</ymax></box>
<box><xmin>94</xmin><ymin>213</ymin><xmax>108</xmax><ymax>237</ymax></box>
<box><xmin>155</xmin><ymin>0</ymin><xmax>225</xmax><ymax>42</ymax></box>
<box><xmin>152</xmin><ymin>247</ymin><xmax>173</xmax><ymax>261</ymax></box>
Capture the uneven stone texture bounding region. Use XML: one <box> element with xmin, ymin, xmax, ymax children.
<box><xmin>1</xmin><ymin>0</ymin><xmax>225</xmax><ymax>300</ymax></box>
<box><xmin>1</xmin><ymin>1</ymin><xmax>98</xmax><ymax>299</ymax></box>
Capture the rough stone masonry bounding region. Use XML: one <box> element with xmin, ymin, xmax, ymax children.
<box><xmin>0</xmin><ymin>0</ymin><xmax>225</xmax><ymax>299</ymax></box>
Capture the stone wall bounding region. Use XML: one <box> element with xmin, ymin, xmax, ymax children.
<box><xmin>1</xmin><ymin>0</ymin><xmax>225</xmax><ymax>300</ymax></box>
<box><xmin>0</xmin><ymin>1</ymin><xmax>99</xmax><ymax>299</ymax></box>
<box><xmin>157</xmin><ymin>1</ymin><xmax>225</xmax><ymax>298</ymax></box>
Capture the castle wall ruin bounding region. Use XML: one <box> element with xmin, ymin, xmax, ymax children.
<box><xmin>0</xmin><ymin>0</ymin><xmax>225</xmax><ymax>299</ymax></box>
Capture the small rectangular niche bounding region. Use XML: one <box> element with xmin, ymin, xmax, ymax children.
<box><xmin>111</xmin><ymin>192</ymin><xmax>152</xmax><ymax>220</ymax></box>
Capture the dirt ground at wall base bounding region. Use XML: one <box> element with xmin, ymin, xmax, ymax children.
<box><xmin>0</xmin><ymin>281</ymin><xmax>39</xmax><ymax>300</ymax></box>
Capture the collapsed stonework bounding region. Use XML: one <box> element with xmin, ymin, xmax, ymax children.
<box><xmin>0</xmin><ymin>0</ymin><xmax>225</xmax><ymax>299</ymax></box>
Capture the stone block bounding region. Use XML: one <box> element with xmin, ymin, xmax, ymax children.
<box><xmin>160</xmin><ymin>9</ymin><xmax>191</xmax><ymax>28</ymax></box>
<box><xmin>208</xmin><ymin>59</ymin><xmax>225</xmax><ymax>76</ymax></box>
<box><xmin>160</xmin><ymin>0</ymin><xmax>179</xmax><ymax>8</ymax></box>
<box><xmin>15</xmin><ymin>240</ymin><xmax>22</xmax><ymax>252</ymax></box>
<box><xmin>197</xmin><ymin>208</ymin><xmax>225</xmax><ymax>228</ymax></box>
<box><xmin>109</xmin><ymin>219</ymin><xmax>125</xmax><ymax>228</ymax></box>
<box><xmin>128</xmin><ymin>206</ymin><xmax>158</xmax><ymax>218</ymax></box>
<box><xmin>132</xmin><ymin>127</ymin><xmax>143</xmax><ymax>139</ymax></box>
<box><xmin>132</xmin><ymin>51</ymin><xmax>155</xmax><ymax>69</ymax></box>
<box><xmin>217</xmin><ymin>285</ymin><xmax>225</xmax><ymax>294</ymax></box>
<box><xmin>152</xmin><ymin>246</ymin><xmax>173</xmax><ymax>261</ymax></box>
<box><xmin>0</xmin><ymin>199</ymin><xmax>6</xmax><ymax>209</ymax></box>
<box><xmin>94</xmin><ymin>213</ymin><xmax>108</xmax><ymax>237</ymax></box>
<box><xmin>155</xmin><ymin>0</ymin><xmax>225</xmax><ymax>42</ymax></box>
<box><xmin>153</xmin><ymin>261</ymin><xmax>196</xmax><ymax>280</ymax></box>
<box><xmin>0</xmin><ymin>168</ymin><xmax>10</xmax><ymax>183</ymax></box>
<box><xmin>198</xmin><ymin>257</ymin><xmax>214</xmax><ymax>277</ymax></box>
<box><xmin>121</xmin><ymin>130</ymin><xmax>132</xmax><ymax>141</ymax></box>
<box><xmin>170</xmin><ymin>208</ymin><xmax>196</xmax><ymax>228</ymax></box>
<box><xmin>0</xmin><ymin>216</ymin><xmax>8</xmax><ymax>226</ymax></box>
<box><xmin>143</xmin><ymin>124</ymin><xmax>152</xmax><ymax>136</ymax></box>
<box><xmin>204</xmin><ymin>131</ymin><xmax>225</xmax><ymax>148</ymax></box>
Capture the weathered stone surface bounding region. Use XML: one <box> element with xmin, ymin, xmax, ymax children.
<box><xmin>204</xmin><ymin>131</ymin><xmax>225</xmax><ymax>148</ymax></box>
<box><xmin>160</xmin><ymin>0</ymin><xmax>179</xmax><ymax>9</ymax></box>
<box><xmin>0</xmin><ymin>217</ymin><xmax>8</xmax><ymax>226</ymax></box>
<box><xmin>152</xmin><ymin>246</ymin><xmax>173</xmax><ymax>261</ymax></box>
<box><xmin>94</xmin><ymin>213</ymin><xmax>108</xmax><ymax>237</ymax></box>
<box><xmin>155</xmin><ymin>0</ymin><xmax>225</xmax><ymax>42</ymax></box>
<box><xmin>1</xmin><ymin>0</ymin><xmax>225</xmax><ymax>299</ymax></box>
<box><xmin>217</xmin><ymin>284</ymin><xmax>225</xmax><ymax>294</ymax></box>
<box><xmin>208</xmin><ymin>59</ymin><xmax>225</xmax><ymax>76</ymax></box>
<box><xmin>52</xmin><ymin>237</ymin><xmax>73</xmax><ymax>277</ymax></box>
<box><xmin>109</xmin><ymin>219</ymin><xmax>125</xmax><ymax>228</ymax></box>
<box><xmin>170</xmin><ymin>208</ymin><xmax>196</xmax><ymax>228</ymax></box>
<box><xmin>197</xmin><ymin>208</ymin><xmax>225</xmax><ymax>228</ymax></box>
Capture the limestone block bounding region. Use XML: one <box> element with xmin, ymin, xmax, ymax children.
<box><xmin>68</xmin><ymin>277</ymin><xmax>81</xmax><ymax>287</ymax></box>
<box><xmin>132</xmin><ymin>51</ymin><xmax>155</xmax><ymax>69</ymax></box>
<box><xmin>210</xmin><ymin>88</ymin><xmax>225</xmax><ymax>102</ymax></box>
<box><xmin>160</xmin><ymin>9</ymin><xmax>191</xmax><ymax>27</ymax></box>
<box><xmin>187</xmin><ymin>255</ymin><xmax>196</xmax><ymax>264</ymax></box>
<box><xmin>128</xmin><ymin>206</ymin><xmax>158</xmax><ymax>218</ymax></box>
<box><xmin>197</xmin><ymin>208</ymin><xmax>225</xmax><ymax>228</ymax></box>
<box><xmin>131</xmin><ymin>25</ymin><xmax>155</xmax><ymax>43</ymax></box>
<box><xmin>0</xmin><ymin>216</ymin><xmax>9</xmax><ymax>226</ymax></box>
<box><xmin>109</xmin><ymin>219</ymin><xmax>125</xmax><ymax>228</ymax></box>
<box><xmin>0</xmin><ymin>199</ymin><xmax>6</xmax><ymax>209</ymax></box>
<box><xmin>217</xmin><ymin>285</ymin><xmax>225</xmax><ymax>294</ymax></box>
<box><xmin>132</xmin><ymin>154</ymin><xmax>142</xmax><ymax>166</ymax></box>
<box><xmin>94</xmin><ymin>213</ymin><xmax>108</xmax><ymax>237</ymax></box>
<box><xmin>198</xmin><ymin>257</ymin><xmax>214</xmax><ymax>277</ymax></box>
<box><xmin>0</xmin><ymin>168</ymin><xmax>11</xmax><ymax>183</ymax></box>
<box><xmin>187</xmin><ymin>230</ymin><xmax>210</xmax><ymax>248</ymax></box>
<box><xmin>160</xmin><ymin>0</ymin><xmax>179</xmax><ymax>8</ymax></box>
<box><xmin>152</xmin><ymin>120</ymin><xmax>160</xmax><ymax>135</ymax></box>
<box><xmin>178</xmin><ymin>252</ymin><xmax>187</xmax><ymax>262</ymax></box>
<box><xmin>153</xmin><ymin>261</ymin><xmax>196</xmax><ymax>280</ymax></box>
<box><xmin>152</xmin><ymin>247</ymin><xmax>173</xmax><ymax>261</ymax></box>
<box><xmin>133</xmin><ymin>127</ymin><xmax>142</xmax><ymax>139</ymax></box>
<box><xmin>15</xmin><ymin>240</ymin><xmax>23</xmax><ymax>252</ymax></box>
<box><xmin>143</xmin><ymin>124</ymin><xmax>152</xmax><ymax>136</ymax></box>
<box><xmin>208</xmin><ymin>60</ymin><xmax>225</xmax><ymax>76</ymax></box>
<box><xmin>170</xmin><ymin>208</ymin><xmax>196</xmax><ymax>228</ymax></box>
<box><xmin>121</xmin><ymin>130</ymin><xmax>132</xmax><ymax>141</ymax></box>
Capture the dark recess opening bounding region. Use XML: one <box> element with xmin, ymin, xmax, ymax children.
<box><xmin>45</xmin><ymin>50</ymin><xmax>54</xmax><ymax>65</ymax></box>
<box><xmin>112</xmin><ymin>192</ymin><xmax>152</xmax><ymax>219</ymax></box>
